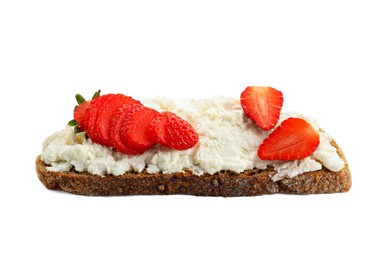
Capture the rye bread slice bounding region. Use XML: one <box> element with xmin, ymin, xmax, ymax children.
<box><xmin>35</xmin><ymin>141</ymin><xmax>351</xmax><ymax>196</ymax></box>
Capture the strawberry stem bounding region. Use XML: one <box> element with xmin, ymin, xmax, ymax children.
<box><xmin>75</xmin><ymin>94</ymin><xmax>86</xmax><ymax>104</ymax></box>
<box><xmin>68</xmin><ymin>119</ymin><xmax>78</xmax><ymax>126</ymax></box>
<box><xmin>92</xmin><ymin>89</ymin><xmax>101</xmax><ymax>100</ymax></box>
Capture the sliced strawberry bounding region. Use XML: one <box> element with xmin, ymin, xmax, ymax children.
<box><xmin>149</xmin><ymin>114</ymin><xmax>165</xmax><ymax>143</ymax></box>
<box><xmin>240</xmin><ymin>86</ymin><xmax>283</xmax><ymax>130</ymax></box>
<box><xmin>83</xmin><ymin>96</ymin><xmax>102</xmax><ymax>132</ymax></box>
<box><xmin>95</xmin><ymin>94</ymin><xmax>141</xmax><ymax>147</ymax></box>
<box><xmin>150</xmin><ymin>111</ymin><xmax>198</xmax><ymax>150</ymax></box>
<box><xmin>258</xmin><ymin>117</ymin><xmax>320</xmax><ymax>160</ymax></box>
<box><xmin>109</xmin><ymin>104</ymin><xmax>145</xmax><ymax>155</ymax></box>
<box><xmin>120</xmin><ymin>106</ymin><xmax>160</xmax><ymax>153</ymax></box>
<box><xmin>69</xmin><ymin>90</ymin><xmax>101</xmax><ymax>132</ymax></box>
<box><xmin>83</xmin><ymin>106</ymin><xmax>91</xmax><ymax>131</ymax></box>
<box><xmin>73</xmin><ymin>100</ymin><xmax>91</xmax><ymax>131</ymax></box>
<box><xmin>85</xmin><ymin>94</ymin><xmax>114</xmax><ymax>144</ymax></box>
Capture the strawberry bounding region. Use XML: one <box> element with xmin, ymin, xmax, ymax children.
<box><xmin>69</xmin><ymin>90</ymin><xmax>101</xmax><ymax>132</ymax></box>
<box><xmin>95</xmin><ymin>94</ymin><xmax>141</xmax><ymax>146</ymax></box>
<box><xmin>150</xmin><ymin>111</ymin><xmax>198</xmax><ymax>150</ymax></box>
<box><xmin>69</xmin><ymin>90</ymin><xmax>199</xmax><ymax>155</ymax></box>
<box><xmin>73</xmin><ymin>100</ymin><xmax>91</xmax><ymax>131</ymax></box>
<box><xmin>258</xmin><ymin>117</ymin><xmax>320</xmax><ymax>160</ymax></box>
<box><xmin>120</xmin><ymin>106</ymin><xmax>160</xmax><ymax>153</ymax></box>
<box><xmin>240</xmin><ymin>86</ymin><xmax>283</xmax><ymax>130</ymax></box>
<box><xmin>109</xmin><ymin>104</ymin><xmax>145</xmax><ymax>155</ymax></box>
<box><xmin>85</xmin><ymin>94</ymin><xmax>115</xmax><ymax>144</ymax></box>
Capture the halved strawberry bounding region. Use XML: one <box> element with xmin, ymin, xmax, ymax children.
<box><xmin>120</xmin><ymin>106</ymin><xmax>160</xmax><ymax>153</ymax></box>
<box><xmin>109</xmin><ymin>104</ymin><xmax>145</xmax><ymax>155</ymax></box>
<box><xmin>85</xmin><ymin>94</ymin><xmax>114</xmax><ymax>144</ymax></box>
<box><xmin>150</xmin><ymin>111</ymin><xmax>198</xmax><ymax>150</ymax></box>
<box><xmin>240</xmin><ymin>86</ymin><xmax>283</xmax><ymax>130</ymax></box>
<box><xmin>258</xmin><ymin>117</ymin><xmax>320</xmax><ymax>160</ymax></box>
<box><xmin>95</xmin><ymin>94</ymin><xmax>141</xmax><ymax>146</ymax></box>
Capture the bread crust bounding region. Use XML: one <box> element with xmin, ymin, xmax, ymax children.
<box><xmin>35</xmin><ymin>141</ymin><xmax>351</xmax><ymax>196</ymax></box>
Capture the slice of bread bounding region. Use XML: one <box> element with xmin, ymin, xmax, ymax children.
<box><xmin>35</xmin><ymin>141</ymin><xmax>351</xmax><ymax>196</ymax></box>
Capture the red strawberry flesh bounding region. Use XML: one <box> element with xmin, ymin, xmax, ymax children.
<box><xmin>151</xmin><ymin>111</ymin><xmax>199</xmax><ymax>150</ymax></box>
<box><xmin>96</xmin><ymin>94</ymin><xmax>141</xmax><ymax>146</ymax></box>
<box><xmin>85</xmin><ymin>94</ymin><xmax>114</xmax><ymax>144</ymax></box>
<box><xmin>120</xmin><ymin>106</ymin><xmax>160</xmax><ymax>152</ymax></box>
<box><xmin>258</xmin><ymin>117</ymin><xmax>320</xmax><ymax>160</ymax></box>
<box><xmin>109</xmin><ymin>104</ymin><xmax>144</xmax><ymax>155</ymax></box>
<box><xmin>240</xmin><ymin>86</ymin><xmax>283</xmax><ymax>130</ymax></box>
<box><xmin>73</xmin><ymin>100</ymin><xmax>91</xmax><ymax>131</ymax></box>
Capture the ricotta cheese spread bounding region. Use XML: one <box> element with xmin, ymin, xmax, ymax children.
<box><xmin>40</xmin><ymin>97</ymin><xmax>345</xmax><ymax>181</ymax></box>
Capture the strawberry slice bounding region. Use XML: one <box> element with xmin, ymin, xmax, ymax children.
<box><xmin>109</xmin><ymin>104</ymin><xmax>146</xmax><ymax>155</ymax></box>
<box><xmin>85</xmin><ymin>94</ymin><xmax>114</xmax><ymax>144</ymax></box>
<box><xmin>73</xmin><ymin>100</ymin><xmax>91</xmax><ymax>131</ymax></box>
<box><xmin>258</xmin><ymin>117</ymin><xmax>320</xmax><ymax>160</ymax></box>
<box><xmin>83</xmin><ymin>105</ymin><xmax>92</xmax><ymax>131</ymax></box>
<box><xmin>150</xmin><ymin>111</ymin><xmax>198</xmax><ymax>150</ymax></box>
<box><xmin>120</xmin><ymin>106</ymin><xmax>160</xmax><ymax>153</ymax></box>
<box><xmin>71</xmin><ymin>90</ymin><xmax>101</xmax><ymax>132</ymax></box>
<box><xmin>240</xmin><ymin>86</ymin><xmax>283</xmax><ymax>130</ymax></box>
<box><xmin>95</xmin><ymin>94</ymin><xmax>141</xmax><ymax>146</ymax></box>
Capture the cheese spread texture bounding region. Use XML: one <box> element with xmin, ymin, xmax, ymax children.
<box><xmin>40</xmin><ymin>97</ymin><xmax>345</xmax><ymax>181</ymax></box>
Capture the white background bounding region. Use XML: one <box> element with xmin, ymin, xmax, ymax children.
<box><xmin>0</xmin><ymin>0</ymin><xmax>389</xmax><ymax>259</ymax></box>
